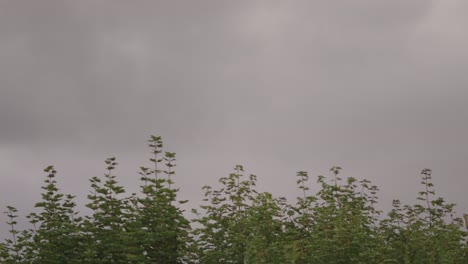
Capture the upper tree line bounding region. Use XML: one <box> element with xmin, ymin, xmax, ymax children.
<box><xmin>1</xmin><ymin>135</ymin><xmax>467</xmax><ymax>263</ymax></box>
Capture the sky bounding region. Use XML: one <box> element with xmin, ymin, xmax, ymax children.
<box><xmin>1</xmin><ymin>0</ymin><xmax>468</xmax><ymax>238</ymax></box>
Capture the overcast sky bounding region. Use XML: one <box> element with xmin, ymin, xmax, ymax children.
<box><xmin>1</xmin><ymin>0</ymin><xmax>468</xmax><ymax>238</ymax></box>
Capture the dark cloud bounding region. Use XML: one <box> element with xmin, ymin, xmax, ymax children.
<box><xmin>1</xmin><ymin>0</ymin><xmax>467</xmax><ymax>239</ymax></box>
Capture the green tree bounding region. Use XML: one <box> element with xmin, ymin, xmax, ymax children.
<box><xmin>83</xmin><ymin>158</ymin><xmax>135</xmax><ymax>263</ymax></box>
<box><xmin>290</xmin><ymin>168</ymin><xmax>382</xmax><ymax>263</ymax></box>
<box><xmin>244</xmin><ymin>192</ymin><xmax>291</xmax><ymax>263</ymax></box>
<box><xmin>27</xmin><ymin>166</ymin><xmax>83</xmax><ymax>263</ymax></box>
<box><xmin>380</xmin><ymin>169</ymin><xmax>468</xmax><ymax>264</ymax></box>
<box><xmin>193</xmin><ymin>165</ymin><xmax>259</xmax><ymax>263</ymax></box>
<box><xmin>1</xmin><ymin>206</ymin><xmax>27</xmax><ymax>263</ymax></box>
<box><xmin>131</xmin><ymin>135</ymin><xmax>192</xmax><ymax>263</ymax></box>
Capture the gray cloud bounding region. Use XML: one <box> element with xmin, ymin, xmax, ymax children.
<box><xmin>1</xmin><ymin>0</ymin><xmax>468</xmax><ymax>239</ymax></box>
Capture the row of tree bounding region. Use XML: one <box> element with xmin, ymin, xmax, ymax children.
<box><xmin>1</xmin><ymin>136</ymin><xmax>467</xmax><ymax>263</ymax></box>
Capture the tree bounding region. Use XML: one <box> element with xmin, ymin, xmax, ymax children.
<box><xmin>380</xmin><ymin>169</ymin><xmax>468</xmax><ymax>264</ymax></box>
<box><xmin>131</xmin><ymin>135</ymin><xmax>192</xmax><ymax>263</ymax></box>
<box><xmin>83</xmin><ymin>157</ymin><xmax>136</xmax><ymax>263</ymax></box>
<box><xmin>192</xmin><ymin>165</ymin><xmax>259</xmax><ymax>263</ymax></box>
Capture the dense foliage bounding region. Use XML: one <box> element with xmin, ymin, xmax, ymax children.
<box><xmin>1</xmin><ymin>136</ymin><xmax>467</xmax><ymax>263</ymax></box>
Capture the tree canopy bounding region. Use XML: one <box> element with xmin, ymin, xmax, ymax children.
<box><xmin>1</xmin><ymin>136</ymin><xmax>467</xmax><ymax>263</ymax></box>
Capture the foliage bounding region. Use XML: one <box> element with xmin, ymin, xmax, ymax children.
<box><xmin>1</xmin><ymin>136</ymin><xmax>467</xmax><ymax>263</ymax></box>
